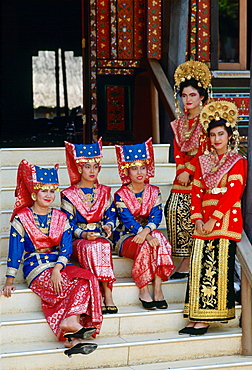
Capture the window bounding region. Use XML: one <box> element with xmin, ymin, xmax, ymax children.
<box><xmin>218</xmin><ymin>0</ymin><xmax>247</xmax><ymax>70</ymax></box>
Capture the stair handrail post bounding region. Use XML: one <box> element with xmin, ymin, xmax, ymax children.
<box><xmin>237</xmin><ymin>231</ymin><xmax>252</xmax><ymax>356</ymax></box>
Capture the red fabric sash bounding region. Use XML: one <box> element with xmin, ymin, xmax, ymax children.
<box><xmin>18</xmin><ymin>207</ymin><xmax>67</xmax><ymax>250</ymax></box>
<box><xmin>62</xmin><ymin>184</ymin><xmax>111</xmax><ymax>222</ymax></box>
<box><xmin>171</xmin><ymin>115</ymin><xmax>202</xmax><ymax>152</ymax></box>
<box><xmin>199</xmin><ymin>151</ymin><xmax>243</xmax><ymax>189</ymax></box>
<box><xmin>116</xmin><ymin>183</ymin><xmax>159</xmax><ymax>217</ymax></box>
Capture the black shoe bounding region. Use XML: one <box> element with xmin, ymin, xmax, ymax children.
<box><xmin>178</xmin><ymin>326</ymin><xmax>193</xmax><ymax>335</ymax></box>
<box><xmin>188</xmin><ymin>326</ymin><xmax>209</xmax><ymax>336</ymax></box>
<box><xmin>154</xmin><ymin>300</ymin><xmax>168</xmax><ymax>309</ymax></box>
<box><xmin>170</xmin><ymin>272</ymin><xmax>189</xmax><ymax>280</ymax></box>
<box><xmin>64</xmin><ymin>342</ymin><xmax>98</xmax><ymax>358</ymax></box>
<box><xmin>139</xmin><ymin>298</ymin><xmax>156</xmax><ymax>310</ymax></box>
<box><xmin>105</xmin><ymin>305</ymin><xmax>118</xmax><ymax>314</ymax></box>
<box><xmin>64</xmin><ymin>327</ymin><xmax>97</xmax><ymax>342</ymax></box>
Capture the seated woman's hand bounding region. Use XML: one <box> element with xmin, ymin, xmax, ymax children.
<box><xmin>86</xmin><ymin>232</ymin><xmax>98</xmax><ymax>241</ymax></box>
<box><xmin>146</xmin><ymin>234</ymin><xmax>159</xmax><ymax>247</ymax></box>
<box><xmin>102</xmin><ymin>224</ymin><xmax>112</xmax><ymax>238</ymax></box>
<box><xmin>133</xmin><ymin>228</ymin><xmax>150</xmax><ymax>244</ymax></box>
<box><xmin>0</xmin><ymin>283</ymin><xmax>16</xmax><ymax>297</ymax></box>
<box><xmin>50</xmin><ymin>265</ymin><xmax>64</xmax><ymax>295</ymax></box>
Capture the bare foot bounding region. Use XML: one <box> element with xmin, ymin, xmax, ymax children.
<box><xmin>60</xmin><ymin>315</ymin><xmax>82</xmax><ymax>333</ymax></box>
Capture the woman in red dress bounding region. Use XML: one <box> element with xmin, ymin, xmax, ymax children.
<box><xmin>61</xmin><ymin>139</ymin><xmax>117</xmax><ymax>314</ymax></box>
<box><xmin>114</xmin><ymin>138</ymin><xmax>175</xmax><ymax>309</ymax></box>
<box><xmin>179</xmin><ymin>100</ymin><xmax>247</xmax><ymax>335</ymax></box>
<box><xmin>165</xmin><ymin>61</ymin><xmax>212</xmax><ymax>279</ymax></box>
<box><xmin>1</xmin><ymin>160</ymin><xmax>102</xmax><ymax>357</ymax></box>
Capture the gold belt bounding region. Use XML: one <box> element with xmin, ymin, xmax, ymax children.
<box><xmin>77</xmin><ymin>222</ymin><xmax>101</xmax><ymax>230</ymax></box>
<box><xmin>206</xmin><ymin>187</ymin><xmax>227</xmax><ymax>195</ymax></box>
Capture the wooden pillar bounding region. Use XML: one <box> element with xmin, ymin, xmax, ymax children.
<box><xmin>241</xmin><ymin>269</ymin><xmax>252</xmax><ymax>355</ymax></box>
<box><xmin>150</xmin><ymin>80</ymin><xmax>160</xmax><ymax>144</ymax></box>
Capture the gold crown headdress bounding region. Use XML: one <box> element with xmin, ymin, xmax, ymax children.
<box><xmin>200</xmin><ymin>100</ymin><xmax>240</xmax><ymax>152</ymax></box>
<box><xmin>174</xmin><ymin>61</ymin><xmax>212</xmax><ymax>117</ymax></box>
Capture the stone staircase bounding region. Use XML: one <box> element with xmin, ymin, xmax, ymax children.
<box><xmin>1</xmin><ymin>145</ymin><xmax>252</xmax><ymax>370</ymax></box>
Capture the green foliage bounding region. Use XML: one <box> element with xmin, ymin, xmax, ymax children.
<box><xmin>218</xmin><ymin>0</ymin><xmax>239</xmax><ymax>19</ymax></box>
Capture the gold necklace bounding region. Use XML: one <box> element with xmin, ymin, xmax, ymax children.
<box><xmin>32</xmin><ymin>209</ymin><xmax>52</xmax><ymax>234</ymax></box>
<box><xmin>77</xmin><ymin>183</ymin><xmax>97</xmax><ymax>207</ymax></box>
<box><xmin>209</xmin><ymin>151</ymin><xmax>229</xmax><ymax>174</ymax></box>
<box><xmin>128</xmin><ymin>183</ymin><xmax>145</xmax><ymax>204</ymax></box>
<box><xmin>183</xmin><ymin>114</ymin><xmax>199</xmax><ymax>141</ymax></box>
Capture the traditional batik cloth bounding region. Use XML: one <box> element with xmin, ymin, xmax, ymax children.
<box><xmin>114</xmin><ymin>184</ymin><xmax>175</xmax><ymax>288</ymax></box>
<box><xmin>184</xmin><ymin>152</ymin><xmax>247</xmax><ymax>322</ymax></box>
<box><xmin>31</xmin><ymin>265</ymin><xmax>102</xmax><ymax>341</ymax></box>
<box><xmin>165</xmin><ymin>114</ymin><xmax>206</xmax><ymax>257</ymax></box>
<box><xmin>61</xmin><ymin>183</ymin><xmax>116</xmax><ymax>290</ymax></box>
<box><xmin>6</xmin><ymin>207</ymin><xmax>102</xmax><ymax>340</ymax></box>
<box><xmin>184</xmin><ymin>238</ymin><xmax>236</xmax><ymax>322</ymax></box>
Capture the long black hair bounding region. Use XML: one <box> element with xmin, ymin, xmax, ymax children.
<box><xmin>178</xmin><ymin>78</ymin><xmax>208</xmax><ymax>104</ymax></box>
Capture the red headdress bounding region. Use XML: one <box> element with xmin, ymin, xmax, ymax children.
<box><xmin>64</xmin><ymin>138</ymin><xmax>103</xmax><ymax>185</ymax></box>
<box><xmin>11</xmin><ymin>159</ymin><xmax>60</xmax><ymax>221</ymax></box>
<box><xmin>115</xmin><ymin>137</ymin><xmax>155</xmax><ymax>185</ymax></box>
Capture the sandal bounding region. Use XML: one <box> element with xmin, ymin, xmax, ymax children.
<box><xmin>64</xmin><ymin>342</ymin><xmax>98</xmax><ymax>357</ymax></box>
<box><xmin>105</xmin><ymin>305</ymin><xmax>118</xmax><ymax>314</ymax></box>
<box><xmin>64</xmin><ymin>327</ymin><xmax>97</xmax><ymax>342</ymax></box>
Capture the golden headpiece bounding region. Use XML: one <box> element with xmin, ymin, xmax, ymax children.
<box><xmin>200</xmin><ymin>100</ymin><xmax>240</xmax><ymax>152</ymax></box>
<box><xmin>174</xmin><ymin>60</ymin><xmax>212</xmax><ymax>90</ymax></box>
<box><xmin>173</xmin><ymin>61</ymin><xmax>212</xmax><ymax>118</ymax></box>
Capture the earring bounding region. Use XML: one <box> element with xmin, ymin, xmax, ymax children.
<box><xmin>200</xmin><ymin>100</ymin><xmax>203</xmax><ymax>110</ymax></box>
<box><xmin>227</xmin><ymin>139</ymin><xmax>231</xmax><ymax>152</ymax></box>
<box><xmin>31</xmin><ymin>192</ymin><xmax>37</xmax><ymax>201</ymax></box>
<box><xmin>78</xmin><ymin>166</ymin><xmax>82</xmax><ymax>174</ymax></box>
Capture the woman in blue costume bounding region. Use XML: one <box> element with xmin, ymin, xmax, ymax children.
<box><xmin>61</xmin><ymin>139</ymin><xmax>117</xmax><ymax>314</ymax></box>
<box><xmin>114</xmin><ymin>138</ymin><xmax>175</xmax><ymax>310</ymax></box>
<box><xmin>1</xmin><ymin>159</ymin><xmax>102</xmax><ymax>357</ymax></box>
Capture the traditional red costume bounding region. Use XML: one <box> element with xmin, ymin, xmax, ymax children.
<box><xmin>114</xmin><ymin>138</ymin><xmax>175</xmax><ymax>289</ymax></box>
<box><xmin>61</xmin><ymin>140</ymin><xmax>117</xmax><ymax>298</ymax></box>
<box><xmin>183</xmin><ymin>100</ymin><xmax>247</xmax><ymax>323</ymax></box>
<box><xmin>6</xmin><ymin>160</ymin><xmax>102</xmax><ymax>341</ymax></box>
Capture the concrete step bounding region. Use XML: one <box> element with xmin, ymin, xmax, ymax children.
<box><xmin>96</xmin><ymin>356</ymin><xmax>252</xmax><ymax>370</ymax></box>
<box><xmin>0</xmin><ymin>328</ymin><xmax>242</xmax><ymax>370</ymax></box>
<box><xmin>1</xmin><ymin>304</ymin><xmax>241</xmax><ymax>346</ymax></box>
<box><xmin>0</xmin><ymin>303</ymin><xmax>188</xmax><ymax>345</ymax></box>
<box><xmin>0</xmin><ymin>144</ymin><xmax>170</xmax><ymax>168</ymax></box>
<box><xmin>0</xmin><ymin>278</ymin><xmax>188</xmax><ymax>313</ymax></box>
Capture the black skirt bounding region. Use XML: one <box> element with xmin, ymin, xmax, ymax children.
<box><xmin>165</xmin><ymin>192</ymin><xmax>194</xmax><ymax>257</ymax></box>
<box><xmin>184</xmin><ymin>238</ymin><xmax>236</xmax><ymax>322</ymax></box>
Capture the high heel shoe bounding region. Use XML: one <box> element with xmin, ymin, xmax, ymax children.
<box><xmin>189</xmin><ymin>326</ymin><xmax>209</xmax><ymax>336</ymax></box>
<box><xmin>139</xmin><ymin>298</ymin><xmax>156</xmax><ymax>310</ymax></box>
<box><xmin>170</xmin><ymin>272</ymin><xmax>189</xmax><ymax>280</ymax></box>
<box><xmin>154</xmin><ymin>300</ymin><xmax>168</xmax><ymax>309</ymax></box>
<box><xmin>64</xmin><ymin>327</ymin><xmax>97</xmax><ymax>342</ymax></box>
<box><xmin>64</xmin><ymin>342</ymin><xmax>98</xmax><ymax>357</ymax></box>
